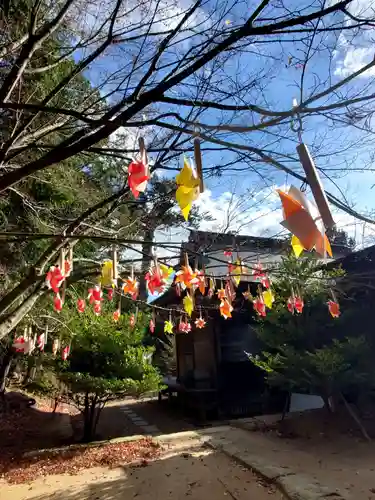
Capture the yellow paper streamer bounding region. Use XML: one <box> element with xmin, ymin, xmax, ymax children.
<box><xmin>175</xmin><ymin>158</ymin><xmax>200</xmax><ymax>221</ymax></box>
<box><xmin>291</xmin><ymin>235</ymin><xmax>304</xmax><ymax>258</ymax></box>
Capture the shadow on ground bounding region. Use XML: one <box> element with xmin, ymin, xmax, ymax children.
<box><xmin>0</xmin><ymin>399</ymin><xmax>72</xmax><ymax>457</ymax></box>
<box><xmin>19</xmin><ymin>448</ymin><xmax>280</xmax><ymax>500</ymax></box>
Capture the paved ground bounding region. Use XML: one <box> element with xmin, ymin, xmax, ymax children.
<box><xmin>0</xmin><ymin>435</ymin><xmax>284</xmax><ymax>500</ymax></box>
<box><xmin>98</xmin><ymin>398</ymin><xmax>195</xmax><ymax>439</ymax></box>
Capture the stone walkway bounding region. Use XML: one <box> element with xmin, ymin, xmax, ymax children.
<box><xmin>119</xmin><ymin>403</ymin><xmax>160</xmax><ymax>436</ymax></box>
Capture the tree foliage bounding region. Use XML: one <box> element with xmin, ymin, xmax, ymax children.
<box><xmin>251</xmin><ymin>255</ymin><xmax>372</xmax><ymax>408</ymax></box>
<box><xmin>53</xmin><ymin>309</ymin><xmax>161</xmax><ymax>441</ymax></box>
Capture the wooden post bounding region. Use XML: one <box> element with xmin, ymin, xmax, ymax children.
<box><xmin>194</xmin><ymin>137</ymin><xmax>204</xmax><ymax>193</ymax></box>
<box><xmin>296</xmin><ymin>143</ymin><xmax>335</xmax><ymax>230</ymax></box>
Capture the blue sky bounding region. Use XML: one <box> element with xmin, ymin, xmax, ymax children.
<box><xmin>76</xmin><ymin>0</ymin><xmax>375</xmax><ymax>249</ymax></box>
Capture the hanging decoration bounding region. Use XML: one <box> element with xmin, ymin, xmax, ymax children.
<box><xmin>277</xmin><ymin>186</ymin><xmax>332</xmax><ymax>257</ymax></box>
<box><xmin>220</xmin><ymin>298</ymin><xmax>233</xmax><ymax>319</ymax></box>
<box><xmin>54</xmin><ymin>293</ymin><xmax>63</xmax><ymax>313</ymax></box>
<box><xmin>62</xmin><ymin>345</ymin><xmax>70</xmax><ymax>361</ymax></box>
<box><xmin>149</xmin><ymin>318</ymin><xmax>155</xmax><ymax>334</ymax></box>
<box><xmin>77</xmin><ymin>298</ymin><xmax>86</xmax><ymax>313</ymax></box>
<box><xmin>129</xmin><ymin>313</ymin><xmax>136</xmax><ymax>327</ymax></box>
<box><xmin>13</xmin><ymin>335</ymin><xmax>25</xmax><ymax>353</ymax></box>
<box><xmin>224</xmin><ymin>249</ymin><xmax>233</xmax><ymax>257</ymax></box>
<box><xmin>93</xmin><ymin>302</ymin><xmax>102</xmax><ymax>316</ymax></box>
<box><xmin>178</xmin><ymin>317</ymin><xmax>191</xmax><ymax>333</ymax></box>
<box><xmin>175</xmin><ymin>255</ymin><xmax>198</xmax><ymax>290</ymax></box>
<box><xmin>145</xmin><ymin>259</ymin><xmax>167</xmax><ymax>295</ymax></box>
<box><xmin>46</xmin><ymin>266</ymin><xmax>65</xmax><ymax>293</ymax></box>
<box><xmin>195</xmin><ymin>316</ymin><xmax>206</xmax><ymax>329</ymax></box>
<box><xmin>101</xmin><ymin>260</ymin><xmax>113</xmax><ymax>287</ymax></box>
<box><xmin>252</xmin><ymin>263</ymin><xmax>270</xmax><ymax>289</ymax></box>
<box><xmin>253</xmin><ymin>296</ymin><xmax>266</xmax><ymax>317</ymax></box>
<box><xmin>291</xmin><ymin>235</ymin><xmax>304</xmax><ymax>258</ymax></box>
<box><xmin>122</xmin><ymin>267</ymin><xmax>139</xmax><ymax>299</ymax></box>
<box><xmin>207</xmin><ymin>277</ymin><xmax>216</xmax><ymax>298</ymax></box>
<box><xmin>229</xmin><ymin>259</ymin><xmax>243</xmax><ymax>286</ymax></box>
<box><xmin>183</xmin><ymin>292</ymin><xmax>194</xmax><ymax>317</ymax></box>
<box><xmin>113</xmin><ymin>309</ymin><xmax>121</xmax><ymax>322</ymax></box>
<box><xmin>175</xmin><ymin>157</ymin><xmax>200</xmax><ymax>221</ymax></box>
<box><xmin>217</xmin><ymin>287</ymin><xmax>226</xmax><ymax>300</ymax></box>
<box><xmin>262</xmin><ymin>289</ymin><xmax>275</xmax><ymax>309</ymax></box>
<box><xmin>328</xmin><ymin>299</ymin><xmax>340</xmax><ymax>318</ymax></box>
<box><xmin>195</xmin><ymin>269</ymin><xmax>206</xmax><ymax>295</ymax></box>
<box><xmin>164</xmin><ymin>319</ymin><xmax>174</xmax><ymax>334</ymax></box>
<box><xmin>37</xmin><ymin>330</ymin><xmax>47</xmax><ymax>351</ymax></box>
<box><xmin>128</xmin><ymin>137</ymin><xmax>149</xmax><ymax>198</ymax></box>
<box><xmin>52</xmin><ymin>338</ymin><xmax>60</xmax><ymax>356</ymax></box>
<box><xmin>225</xmin><ymin>279</ymin><xmax>236</xmax><ymax>303</ymax></box>
<box><xmin>107</xmin><ymin>288</ymin><xmax>114</xmax><ymax>301</ymax></box>
<box><xmin>287</xmin><ymin>295</ymin><xmax>304</xmax><ymax>314</ymax></box>
<box><xmin>88</xmin><ymin>285</ymin><xmax>103</xmax><ymax>304</ymax></box>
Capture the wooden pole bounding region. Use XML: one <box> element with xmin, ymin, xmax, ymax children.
<box><xmin>194</xmin><ymin>137</ymin><xmax>204</xmax><ymax>193</ymax></box>
<box><xmin>296</xmin><ymin>143</ymin><xmax>335</xmax><ymax>230</ymax></box>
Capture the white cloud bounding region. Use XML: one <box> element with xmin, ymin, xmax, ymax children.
<box><xmin>334</xmin><ymin>47</ymin><xmax>375</xmax><ymax>77</ymax></box>
<box><xmin>333</xmin><ymin>0</ymin><xmax>375</xmax><ymax>77</ymax></box>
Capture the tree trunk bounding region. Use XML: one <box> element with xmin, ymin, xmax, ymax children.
<box><xmin>0</xmin><ymin>287</ymin><xmax>44</xmax><ymax>340</ymax></box>
<box><xmin>139</xmin><ymin>228</ymin><xmax>155</xmax><ymax>300</ymax></box>
<box><xmin>0</xmin><ymin>348</ymin><xmax>14</xmax><ymax>393</ymax></box>
<box><xmin>82</xmin><ymin>394</ymin><xmax>99</xmax><ymax>442</ymax></box>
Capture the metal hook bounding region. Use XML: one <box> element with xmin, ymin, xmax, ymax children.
<box><xmin>291</xmin><ymin>98</ymin><xmax>303</xmax><ymax>142</ymax></box>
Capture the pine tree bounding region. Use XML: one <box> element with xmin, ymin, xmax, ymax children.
<box><xmin>251</xmin><ymin>254</ymin><xmax>370</xmax><ymax>411</ymax></box>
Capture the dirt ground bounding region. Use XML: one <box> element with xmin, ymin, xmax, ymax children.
<box><xmin>235</xmin><ymin>410</ymin><xmax>375</xmax><ymax>500</ymax></box>
<box><xmin>0</xmin><ymin>446</ymin><xmax>284</xmax><ymax>500</ymax></box>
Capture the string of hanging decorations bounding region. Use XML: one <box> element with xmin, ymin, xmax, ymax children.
<box><xmin>10</xmin><ymin>126</ymin><xmax>342</xmax><ymax>360</ymax></box>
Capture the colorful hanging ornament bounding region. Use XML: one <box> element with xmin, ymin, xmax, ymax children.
<box><xmin>37</xmin><ymin>333</ymin><xmax>45</xmax><ymax>351</ymax></box>
<box><xmin>225</xmin><ymin>279</ymin><xmax>236</xmax><ymax>302</ymax></box>
<box><xmin>129</xmin><ymin>313</ymin><xmax>136</xmax><ymax>327</ymax></box>
<box><xmin>195</xmin><ymin>316</ymin><xmax>206</xmax><ymax>329</ymax></box>
<box><xmin>183</xmin><ymin>292</ymin><xmax>194</xmax><ymax>317</ymax></box>
<box><xmin>62</xmin><ymin>345</ymin><xmax>70</xmax><ymax>361</ymax></box>
<box><xmin>262</xmin><ymin>289</ymin><xmax>275</xmax><ymax>309</ymax></box>
<box><xmin>122</xmin><ymin>277</ymin><xmax>139</xmax><ymax>300</ymax></box>
<box><xmin>217</xmin><ymin>288</ymin><xmax>226</xmax><ymax>300</ymax></box>
<box><xmin>277</xmin><ymin>186</ymin><xmax>332</xmax><ymax>257</ymax></box>
<box><xmin>101</xmin><ymin>260</ymin><xmax>114</xmax><ymax>287</ymax></box>
<box><xmin>224</xmin><ymin>249</ymin><xmax>233</xmax><ymax>257</ymax></box>
<box><xmin>54</xmin><ymin>293</ymin><xmax>63</xmax><ymax>313</ymax></box>
<box><xmin>145</xmin><ymin>264</ymin><xmax>167</xmax><ymax>295</ymax></box>
<box><xmin>220</xmin><ymin>298</ymin><xmax>233</xmax><ymax>319</ymax></box>
<box><xmin>253</xmin><ymin>296</ymin><xmax>266</xmax><ymax>317</ymax></box>
<box><xmin>164</xmin><ymin>319</ymin><xmax>174</xmax><ymax>334</ymax></box>
<box><xmin>128</xmin><ymin>137</ymin><xmax>149</xmax><ymax>198</ymax></box>
<box><xmin>230</xmin><ymin>259</ymin><xmax>243</xmax><ymax>286</ymax></box>
<box><xmin>52</xmin><ymin>338</ymin><xmax>60</xmax><ymax>356</ymax></box>
<box><xmin>252</xmin><ymin>263</ymin><xmax>270</xmax><ymax>289</ymax></box>
<box><xmin>195</xmin><ymin>269</ymin><xmax>206</xmax><ymax>295</ymax></box>
<box><xmin>93</xmin><ymin>302</ymin><xmax>102</xmax><ymax>316</ymax></box>
<box><xmin>328</xmin><ymin>300</ymin><xmax>340</xmax><ymax>318</ymax></box>
<box><xmin>291</xmin><ymin>235</ymin><xmax>304</xmax><ymax>258</ymax></box>
<box><xmin>175</xmin><ymin>157</ymin><xmax>200</xmax><ymax>220</ymax></box>
<box><xmin>207</xmin><ymin>277</ymin><xmax>215</xmax><ymax>298</ymax></box>
<box><xmin>88</xmin><ymin>285</ymin><xmax>103</xmax><ymax>304</ymax></box>
<box><xmin>13</xmin><ymin>335</ymin><xmax>25</xmax><ymax>353</ymax></box>
<box><xmin>113</xmin><ymin>309</ymin><xmax>121</xmax><ymax>322</ymax></box>
<box><xmin>149</xmin><ymin>318</ymin><xmax>155</xmax><ymax>333</ymax></box>
<box><xmin>46</xmin><ymin>266</ymin><xmax>65</xmax><ymax>293</ymax></box>
<box><xmin>77</xmin><ymin>298</ymin><xmax>86</xmax><ymax>313</ymax></box>
<box><xmin>287</xmin><ymin>295</ymin><xmax>304</xmax><ymax>314</ymax></box>
<box><xmin>175</xmin><ymin>261</ymin><xmax>198</xmax><ymax>290</ymax></box>
<box><xmin>107</xmin><ymin>288</ymin><xmax>114</xmax><ymax>301</ymax></box>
